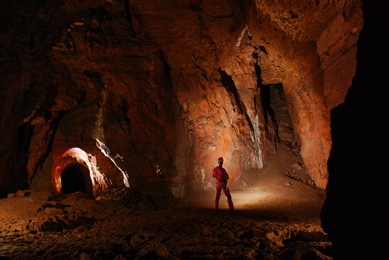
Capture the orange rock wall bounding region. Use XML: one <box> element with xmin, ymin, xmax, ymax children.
<box><xmin>0</xmin><ymin>0</ymin><xmax>363</xmax><ymax>196</ymax></box>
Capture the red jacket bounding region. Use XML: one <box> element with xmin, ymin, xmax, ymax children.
<box><xmin>212</xmin><ymin>166</ymin><xmax>229</xmax><ymax>182</ymax></box>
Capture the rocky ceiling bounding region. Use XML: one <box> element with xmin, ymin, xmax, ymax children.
<box><xmin>0</xmin><ymin>0</ymin><xmax>364</xmax><ymax>197</ymax></box>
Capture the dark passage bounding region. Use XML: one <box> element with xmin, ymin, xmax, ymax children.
<box><xmin>61</xmin><ymin>164</ymin><xmax>92</xmax><ymax>194</ymax></box>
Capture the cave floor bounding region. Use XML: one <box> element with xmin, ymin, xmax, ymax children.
<box><xmin>0</xmin><ymin>143</ymin><xmax>331</xmax><ymax>259</ymax></box>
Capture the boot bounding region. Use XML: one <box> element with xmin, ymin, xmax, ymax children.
<box><xmin>227</xmin><ymin>199</ymin><xmax>235</xmax><ymax>212</ymax></box>
<box><xmin>215</xmin><ymin>199</ymin><xmax>219</xmax><ymax>212</ymax></box>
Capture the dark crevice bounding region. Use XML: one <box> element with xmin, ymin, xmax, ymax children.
<box><xmin>15</xmin><ymin>123</ymin><xmax>34</xmax><ymax>189</ymax></box>
<box><xmin>219</xmin><ymin>68</ymin><xmax>243</xmax><ymax>114</ymax></box>
<box><xmin>0</xmin><ymin>122</ymin><xmax>34</xmax><ymax>196</ymax></box>
<box><xmin>84</xmin><ymin>70</ymin><xmax>105</xmax><ymax>90</ymax></box>
<box><xmin>31</xmin><ymin>110</ymin><xmax>67</xmax><ymax>184</ymax></box>
<box><xmin>124</xmin><ymin>0</ymin><xmax>137</xmax><ymax>36</ymax></box>
<box><xmin>218</xmin><ymin>67</ymin><xmax>254</xmax><ymax>135</ymax></box>
<box><xmin>254</xmin><ymin>63</ymin><xmax>280</xmax><ymax>145</ymax></box>
<box><xmin>84</xmin><ymin>70</ymin><xmax>106</xmax><ymax>107</ymax></box>
<box><xmin>61</xmin><ymin>163</ymin><xmax>93</xmax><ymax>195</ymax></box>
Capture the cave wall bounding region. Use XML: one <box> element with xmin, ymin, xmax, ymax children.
<box><xmin>0</xmin><ymin>0</ymin><xmax>362</xmax><ymax>197</ymax></box>
<box><xmin>321</xmin><ymin>0</ymin><xmax>389</xmax><ymax>258</ymax></box>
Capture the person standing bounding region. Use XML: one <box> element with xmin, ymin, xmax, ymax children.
<box><xmin>212</xmin><ymin>157</ymin><xmax>235</xmax><ymax>212</ymax></box>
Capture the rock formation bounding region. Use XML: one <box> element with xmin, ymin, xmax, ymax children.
<box><xmin>1</xmin><ymin>0</ymin><xmax>388</xmax><ymax>258</ymax></box>
<box><xmin>0</xmin><ymin>0</ymin><xmax>362</xmax><ymax>198</ymax></box>
<box><xmin>321</xmin><ymin>1</ymin><xmax>389</xmax><ymax>259</ymax></box>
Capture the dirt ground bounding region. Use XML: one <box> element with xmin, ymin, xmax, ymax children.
<box><xmin>0</xmin><ymin>142</ymin><xmax>332</xmax><ymax>259</ymax></box>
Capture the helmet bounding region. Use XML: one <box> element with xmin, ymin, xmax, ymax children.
<box><xmin>217</xmin><ymin>157</ymin><xmax>224</xmax><ymax>164</ymax></box>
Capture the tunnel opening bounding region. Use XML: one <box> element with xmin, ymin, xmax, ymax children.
<box><xmin>265</xmin><ymin>83</ymin><xmax>299</xmax><ymax>151</ymax></box>
<box><xmin>61</xmin><ymin>163</ymin><xmax>93</xmax><ymax>195</ymax></box>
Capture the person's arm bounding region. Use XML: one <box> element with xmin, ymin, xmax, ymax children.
<box><xmin>224</xmin><ymin>169</ymin><xmax>229</xmax><ymax>181</ymax></box>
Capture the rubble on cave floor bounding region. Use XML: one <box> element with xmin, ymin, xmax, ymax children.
<box><xmin>0</xmin><ymin>180</ymin><xmax>331</xmax><ymax>260</ymax></box>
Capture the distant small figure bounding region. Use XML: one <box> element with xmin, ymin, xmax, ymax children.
<box><xmin>212</xmin><ymin>157</ymin><xmax>235</xmax><ymax>212</ymax></box>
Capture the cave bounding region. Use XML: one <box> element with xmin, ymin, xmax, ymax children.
<box><xmin>60</xmin><ymin>163</ymin><xmax>92</xmax><ymax>195</ymax></box>
<box><xmin>0</xmin><ymin>0</ymin><xmax>387</xmax><ymax>259</ymax></box>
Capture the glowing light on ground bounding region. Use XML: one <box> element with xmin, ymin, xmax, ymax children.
<box><xmin>189</xmin><ymin>187</ymin><xmax>273</xmax><ymax>211</ymax></box>
<box><xmin>230</xmin><ymin>188</ymin><xmax>272</xmax><ymax>209</ymax></box>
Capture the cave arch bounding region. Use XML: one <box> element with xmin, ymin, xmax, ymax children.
<box><xmin>61</xmin><ymin>163</ymin><xmax>93</xmax><ymax>195</ymax></box>
<box><xmin>52</xmin><ymin>147</ymin><xmax>110</xmax><ymax>198</ymax></box>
